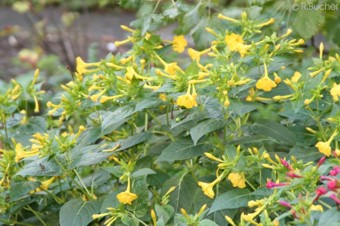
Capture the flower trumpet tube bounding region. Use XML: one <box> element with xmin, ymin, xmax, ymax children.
<box><xmin>116</xmin><ymin>176</ymin><xmax>138</xmax><ymax>205</ymax></box>
<box><xmin>315</xmin><ymin>130</ymin><xmax>338</xmax><ymax>156</ymax></box>
<box><xmin>15</xmin><ymin>143</ymin><xmax>39</xmax><ymax>163</ymax></box>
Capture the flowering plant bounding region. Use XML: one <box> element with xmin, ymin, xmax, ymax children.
<box><xmin>1</xmin><ymin>11</ymin><xmax>340</xmax><ymax>226</ymax></box>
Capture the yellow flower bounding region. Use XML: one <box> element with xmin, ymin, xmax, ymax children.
<box><xmin>116</xmin><ymin>177</ymin><xmax>138</xmax><ymax>205</ymax></box>
<box><xmin>228</xmin><ymin>172</ymin><xmax>246</xmax><ymax>188</ymax></box>
<box><xmin>176</xmin><ymin>84</ymin><xmax>198</xmax><ymax>109</ymax></box>
<box><xmin>310</xmin><ymin>204</ymin><xmax>323</xmax><ymax>212</ymax></box>
<box><xmin>172</xmin><ymin>35</ymin><xmax>187</xmax><ymax>53</ymax></box>
<box><xmin>165</xmin><ymin>62</ymin><xmax>180</xmax><ymax>75</ymax></box>
<box><xmin>331</xmin><ymin>83</ymin><xmax>340</xmax><ymax>102</ymax></box>
<box><xmin>198</xmin><ymin>175</ymin><xmax>223</xmax><ymax>199</ymax></box>
<box><xmin>315</xmin><ymin>130</ymin><xmax>338</xmax><ymax>156</ymax></box>
<box><xmin>197</xmin><ymin>181</ymin><xmax>215</xmax><ymax>199</ymax></box>
<box><xmin>76</xmin><ymin>57</ymin><xmax>100</xmax><ymax>76</ymax></box>
<box><xmin>225</xmin><ymin>33</ymin><xmax>250</xmax><ymax>57</ymax></box>
<box><xmin>188</xmin><ymin>48</ymin><xmax>210</xmax><ymax>62</ymax></box>
<box><xmin>15</xmin><ymin>143</ymin><xmax>39</xmax><ymax>163</ymax></box>
<box><xmin>291</xmin><ymin>71</ymin><xmax>302</xmax><ymax>83</ymax></box>
<box><xmin>116</xmin><ymin>191</ymin><xmax>138</xmax><ymax>205</ymax></box>
<box><xmin>315</xmin><ymin>141</ymin><xmax>331</xmax><ymax>157</ymax></box>
<box><xmin>256</xmin><ymin>76</ymin><xmax>277</xmax><ymax>92</ymax></box>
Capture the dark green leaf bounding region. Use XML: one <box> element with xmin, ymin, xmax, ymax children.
<box><xmin>190</xmin><ymin>119</ymin><xmax>226</xmax><ymax>145</ymax></box>
<box><xmin>131</xmin><ymin>168</ymin><xmax>156</xmax><ymax>178</ymax></box>
<box><xmin>209</xmin><ymin>189</ymin><xmax>253</xmax><ymax>213</ymax></box>
<box><xmin>250</xmin><ymin>120</ymin><xmax>296</xmax><ymax>145</ymax></box>
<box><xmin>157</xmin><ymin>139</ymin><xmax>212</xmax><ymax>162</ymax></box>
<box><xmin>101</xmin><ymin>106</ymin><xmax>134</xmax><ymax>134</ymax></box>
<box><xmin>10</xmin><ymin>181</ymin><xmax>40</xmax><ymax>201</ymax></box>
<box><xmin>59</xmin><ymin>199</ymin><xmax>101</xmax><ymax>226</ymax></box>
<box><xmin>229</xmin><ymin>100</ymin><xmax>260</xmax><ymax>116</ymax></box>
<box><xmin>163</xmin><ymin>173</ymin><xmax>197</xmax><ymax>212</ymax></box>
<box><xmin>16</xmin><ymin>157</ymin><xmax>62</xmax><ymax>177</ymax></box>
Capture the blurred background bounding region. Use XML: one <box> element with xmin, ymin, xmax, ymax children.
<box><xmin>0</xmin><ymin>0</ymin><xmax>339</xmax><ymax>85</ymax></box>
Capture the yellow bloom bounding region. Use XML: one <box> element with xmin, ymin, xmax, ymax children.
<box><xmin>116</xmin><ymin>191</ymin><xmax>138</xmax><ymax>205</ymax></box>
<box><xmin>198</xmin><ymin>175</ymin><xmax>223</xmax><ymax>199</ymax></box>
<box><xmin>197</xmin><ymin>181</ymin><xmax>215</xmax><ymax>199</ymax></box>
<box><xmin>330</xmin><ymin>83</ymin><xmax>340</xmax><ymax>102</ymax></box>
<box><xmin>315</xmin><ymin>141</ymin><xmax>331</xmax><ymax>156</ymax></box>
<box><xmin>15</xmin><ymin>143</ymin><xmax>39</xmax><ymax>163</ymax></box>
<box><xmin>172</xmin><ymin>35</ymin><xmax>187</xmax><ymax>53</ymax></box>
<box><xmin>315</xmin><ymin>130</ymin><xmax>338</xmax><ymax>156</ymax></box>
<box><xmin>188</xmin><ymin>48</ymin><xmax>210</xmax><ymax>62</ymax></box>
<box><xmin>291</xmin><ymin>71</ymin><xmax>302</xmax><ymax>83</ymax></box>
<box><xmin>256</xmin><ymin>76</ymin><xmax>277</xmax><ymax>92</ymax></box>
<box><xmin>38</xmin><ymin>177</ymin><xmax>56</xmax><ymax>191</ymax></box>
<box><xmin>225</xmin><ymin>33</ymin><xmax>250</xmax><ymax>57</ymax></box>
<box><xmin>176</xmin><ymin>85</ymin><xmax>198</xmax><ymax>109</ymax></box>
<box><xmin>310</xmin><ymin>204</ymin><xmax>323</xmax><ymax>212</ymax></box>
<box><xmin>165</xmin><ymin>62</ymin><xmax>181</xmax><ymax>75</ymax></box>
<box><xmin>228</xmin><ymin>172</ymin><xmax>246</xmax><ymax>188</ymax></box>
<box><xmin>116</xmin><ymin>177</ymin><xmax>138</xmax><ymax>205</ymax></box>
<box><xmin>76</xmin><ymin>57</ymin><xmax>100</xmax><ymax>76</ymax></box>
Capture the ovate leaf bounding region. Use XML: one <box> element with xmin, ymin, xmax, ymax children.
<box><xmin>59</xmin><ymin>199</ymin><xmax>101</xmax><ymax>226</ymax></box>
<box><xmin>209</xmin><ymin>189</ymin><xmax>252</xmax><ymax>213</ymax></box>
<box><xmin>250</xmin><ymin>120</ymin><xmax>296</xmax><ymax>145</ymax></box>
<box><xmin>293</xmin><ymin>10</ymin><xmax>325</xmax><ymax>39</ymax></box>
<box><xmin>190</xmin><ymin>119</ymin><xmax>226</xmax><ymax>145</ymax></box>
<box><xmin>157</xmin><ymin>139</ymin><xmax>212</xmax><ymax>162</ymax></box>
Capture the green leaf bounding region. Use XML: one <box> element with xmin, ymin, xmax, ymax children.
<box><xmin>318</xmin><ymin>208</ymin><xmax>340</xmax><ymax>226</ymax></box>
<box><xmin>198</xmin><ymin>219</ymin><xmax>219</xmax><ymax>226</ymax></box>
<box><xmin>16</xmin><ymin>157</ymin><xmax>62</xmax><ymax>177</ymax></box>
<box><xmin>250</xmin><ymin>120</ymin><xmax>296</xmax><ymax>145</ymax></box>
<box><xmin>155</xmin><ymin>204</ymin><xmax>174</xmax><ymax>225</ymax></box>
<box><xmin>70</xmin><ymin>132</ymin><xmax>151</xmax><ymax>168</ymax></box>
<box><xmin>209</xmin><ymin>189</ymin><xmax>252</xmax><ymax>213</ymax></box>
<box><xmin>131</xmin><ymin>168</ymin><xmax>156</xmax><ymax>178</ymax></box>
<box><xmin>190</xmin><ymin>119</ymin><xmax>226</xmax><ymax>145</ymax></box>
<box><xmin>163</xmin><ymin>173</ymin><xmax>197</xmax><ymax>212</ymax></box>
<box><xmin>157</xmin><ymin>139</ymin><xmax>212</xmax><ymax>162</ymax></box>
<box><xmin>288</xmin><ymin>146</ymin><xmax>322</xmax><ymax>163</ymax></box>
<box><xmin>134</xmin><ymin>98</ymin><xmax>162</xmax><ymax>112</ymax></box>
<box><xmin>101</xmin><ymin>106</ymin><xmax>134</xmax><ymax>134</ymax></box>
<box><xmin>10</xmin><ymin>181</ymin><xmax>40</xmax><ymax>201</ymax></box>
<box><xmin>229</xmin><ymin>100</ymin><xmax>260</xmax><ymax>116</ymax></box>
<box><xmin>59</xmin><ymin>199</ymin><xmax>101</xmax><ymax>226</ymax></box>
<box><xmin>292</xmin><ymin>10</ymin><xmax>325</xmax><ymax>39</ymax></box>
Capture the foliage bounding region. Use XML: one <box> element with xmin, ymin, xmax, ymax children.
<box><xmin>1</xmin><ymin>8</ymin><xmax>340</xmax><ymax>226</ymax></box>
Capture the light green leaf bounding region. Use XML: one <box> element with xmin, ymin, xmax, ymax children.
<box><xmin>209</xmin><ymin>189</ymin><xmax>252</xmax><ymax>213</ymax></box>
<box><xmin>157</xmin><ymin>139</ymin><xmax>212</xmax><ymax>162</ymax></box>
<box><xmin>293</xmin><ymin>10</ymin><xmax>325</xmax><ymax>39</ymax></box>
<box><xmin>59</xmin><ymin>199</ymin><xmax>101</xmax><ymax>226</ymax></box>
<box><xmin>198</xmin><ymin>219</ymin><xmax>219</xmax><ymax>226</ymax></box>
<box><xmin>318</xmin><ymin>208</ymin><xmax>340</xmax><ymax>226</ymax></box>
<box><xmin>190</xmin><ymin>119</ymin><xmax>226</xmax><ymax>145</ymax></box>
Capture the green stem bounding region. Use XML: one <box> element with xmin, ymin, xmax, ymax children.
<box><xmin>23</xmin><ymin>206</ymin><xmax>46</xmax><ymax>226</ymax></box>
<box><xmin>73</xmin><ymin>169</ymin><xmax>94</xmax><ymax>199</ymax></box>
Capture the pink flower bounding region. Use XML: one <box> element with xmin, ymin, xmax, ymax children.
<box><xmin>317</xmin><ymin>156</ymin><xmax>327</xmax><ymax>168</ymax></box>
<box><xmin>286</xmin><ymin>172</ymin><xmax>303</xmax><ymax>178</ymax></box>
<box><xmin>279</xmin><ymin>200</ymin><xmax>292</xmax><ymax>209</ymax></box>
<box><xmin>315</xmin><ymin>186</ymin><xmax>327</xmax><ymax>196</ymax></box>
<box><xmin>280</xmin><ymin>158</ymin><xmax>293</xmax><ymax>171</ymax></box>
<box><xmin>329</xmin><ymin>194</ymin><xmax>340</xmax><ymax>204</ymax></box>
<box><xmin>266</xmin><ymin>180</ymin><xmax>288</xmax><ymax>189</ymax></box>
<box><xmin>329</xmin><ymin>166</ymin><xmax>340</xmax><ymax>176</ymax></box>
<box><xmin>327</xmin><ymin>180</ymin><xmax>338</xmax><ymax>191</ymax></box>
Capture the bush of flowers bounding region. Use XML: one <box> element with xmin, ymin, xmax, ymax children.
<box><xmin>1</xmin><ymin>11</ymin><xmax>340</xmax><ymax>226</ymax></box>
